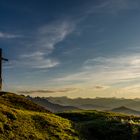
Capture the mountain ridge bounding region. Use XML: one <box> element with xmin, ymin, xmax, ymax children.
<box><xmin>46</xmin><ymin>96</ymin><xmax>140</xmax><ymax>111</ymax></box>
<box><xmin>27</xmin><ymin>96</ymin><xmax>80</xmax><ymax>112</ymax></box>
<box><xmin>110</xmin><ymin>106</ymin><xmax>140</xmax><ymax>116</ymax></box>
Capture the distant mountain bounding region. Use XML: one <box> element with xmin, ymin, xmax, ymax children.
<box><xmin>27</xmin><ymin>96</ymin><xmax>80</xmax><ymax>112</ymax></box>
<box><xmin>111</xmin><ymin>106</ymin><xmax>140</xmax><ymax>116</ymax></box>
<box><xmin>46</xmin><ymin>97</ymin><xmax>140</xmax><ymax>111</ymax></box>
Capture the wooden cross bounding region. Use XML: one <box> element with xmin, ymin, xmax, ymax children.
<box><xmin>0</xmin><ymin>48</ymin><xmax>8</xmax><ymax>90</ymax></box>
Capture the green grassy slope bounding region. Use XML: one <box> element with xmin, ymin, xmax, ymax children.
<box><xmin>0</xmin><ymin>92</ymin><xmax>49</xmax><ymax>112</ymax></box>
<box><xmin>0</xmin><ymin>92</ymin><xmax>79</xmax><ymax>140</ymax></box>
<box><xmin>58</xmin><ymin>110</ymin><xmax>140</xmax><ymax>140</ymax></box>
<box><xmin>2</xmin><ymin>92</ymin><xmax>140</xmax><ymax>140</ymax></box>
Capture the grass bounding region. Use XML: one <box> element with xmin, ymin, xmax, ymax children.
<box><xmin>1</xmin><ymin>91</ymin><xmax>140</xmax><ymax>140</ymax></box>
<box><xmin>0</xmin><ymin>92</ymin><xmax>49</xmax><ymax>112</ymax></box>
<box><xmin>0</xmin><ymin>92</ymin><xmax>79</xmax><ymax>140</ymax></box>
<box><xmin>58</xmin><ymin>110</ymin><xmax>140</xmax><ymax>140</ymax></box>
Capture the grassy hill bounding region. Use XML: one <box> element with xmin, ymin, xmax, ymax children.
<box><xmin>0</xmin><ymin>92</ymin><xmax>79</xmax><ymax>140</ymax></box>
<box><xmin>2</xmin><ymin>92</ymin><xmax>140</xmax><ymax>140</ymax></box>
<box><xmin>58</xmin><ymin>110</ymin><xmax>140</xmax><ymax>140</ymax></box>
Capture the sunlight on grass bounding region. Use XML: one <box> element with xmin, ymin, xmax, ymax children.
<box><xmin>0</xmin><ymin>92</ymin><xmax>79</xmax><ymax>140</ymax></box>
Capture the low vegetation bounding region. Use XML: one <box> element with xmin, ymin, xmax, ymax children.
<box><xmin>58</xmin><ymin>110</ymin><xmax>140</xmax><ymax>140</ymax></box>
<box><xmin>0</xmin><ymin>92</ymin><xmax>79</xmax><ymax>140</ymax></box>
<box><xmin>1</xmin><ymin>92</ymin><xmax>140</xmax><ymax>140</ymax></box>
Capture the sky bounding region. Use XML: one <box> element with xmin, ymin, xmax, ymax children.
<box><xmin>1</xmin><ymin>0</ymin><xmax>140</xmax><ymax>98</ymax></box>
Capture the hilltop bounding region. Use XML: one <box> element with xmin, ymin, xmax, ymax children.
<box><xmin>0</xmin><ymin>92</ymin><xmax>79</xmax><ymax>140</ymax></box>
<box><xmin>0</xmin><ymin>92</ymin><xmax>49</xmax><ymax>113</ymax></box>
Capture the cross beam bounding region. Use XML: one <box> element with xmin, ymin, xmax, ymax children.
<box><xmin>0</xmin><ymin>48</ymin><xmax>8</xmax><ymax>90</ymax></box>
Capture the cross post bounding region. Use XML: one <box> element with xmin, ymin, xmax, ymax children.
<box><xmin>0</xmin><ymin>48</ymin><xmax>8</xmax><ymax>90</ymax></box>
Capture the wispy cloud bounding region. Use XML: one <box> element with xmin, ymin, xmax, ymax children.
<box><xmin>83</xmin><ymin>55</ymin><xmax>140</xmax><ymax>84</ymax></box>
<box><xmin>0</xmin><ymin>31</ymin><xmax>21</xmax><ymax>39</ymax></box>
<box><xmin>11</xmin><ymin>51</ymin><xmax>59</xmax><ymax>69</ymax></box>
<box><xmin>37</xmin><ymin>21</ymin><xmax>75</xmax><ymax>52</ymax></box>
<box><xmin>10</xmin><ymin>20</ymin><xmax>75</xmax><ymax>69</ymax></box>
<box><xmin>51</xmin><ymin>54</ymin><xmax>140</xmax><ymax>86</ymax></box>
<box><xmin>93</xmin><ymin>85</ymin><xmax>110</xmax><ymax>90</ymax></box>
<box><xmin>18</xmin><ymin>88</ymin><xmax>78</xmax><ymax>95</ymax></box>
<box><xmin>87</xmin><ymin>0</ymin><xmax>140</xmax><ymax>15</ymax></box>
<box><xmin>23</xmin><ymin>20</ymin><xmax>75</xmax><ymax>56</ymax></box>
<box><xmin>103</xmin><ymin>0</ymin><xmax>138</xmax><ymax>10</ymax></box>
<box><xmin>84</xmin><ymin>55</ymin><xmax>140</xmax><ymax>71</ymax></box>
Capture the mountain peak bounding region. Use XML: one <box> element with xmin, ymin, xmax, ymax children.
<box><xmin>111</xmin><ymin>106</ymin><xmax>140</xmax><ymax>115</ymax></box>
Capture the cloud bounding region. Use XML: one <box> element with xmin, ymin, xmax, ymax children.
<box><xmin>87</xmin><ymin>0</ymin><xmax>140</xmax><ymax>15</ymax></box>
<box><xmin>121</xmin><ymin>84</ymin><xmax>140</xmax><ymax>93</ymax></box>
<box><xmin>18</xmin><ymin>88</ymin><xmax>78</xmax><ymax>95</ymax></box>
<box><xmin>83</xmin><ymin>55</ymin><xmax>140</xmax><ymax>82</ymax></box>
<box><xmin>10</xmin><ymin>20</ymin><xmax>75</xmax><ymax>69</ymax></box>
<box><xmin>84</xmin><ymin>55</ymin><xmax>140</xmax><ymax>70</ymax></box>
<box><xmin>11</xmin><ymin>51</ymin><xmax>59</xmax><ymax>69</ymax></box>
<box><xmin>0</xmin><ymin>31</ymin><xmax>21</xmax><ymax>39</ymax></box>
<box><xmin>51</xmin><ymin>54</ymin><xmax>140</xmax><ymax>87</ymax></box>
<box><xmin>94</xmin><ymin>85</ymin><xmax>109</xmax><ymax>90</ymax></box>
<box><xmin>25</xmin><ymin>20</ymin><xmax>75</xmax><ymax>55</ymax></box>
<box><xmin>103</xmin><ymin>0</ymin><xmax>138</xmax><ymax>10</ymax></box>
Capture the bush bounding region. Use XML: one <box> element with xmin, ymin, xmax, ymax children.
<box><xmin>4</xmin><ymin>123</ymin><xmax>12</xmax><ymax>131</ymax></box>
<box><xmin>3</xmin><ymin>111</ymin><xmax>17</xmax><ymax>120</ymax></box>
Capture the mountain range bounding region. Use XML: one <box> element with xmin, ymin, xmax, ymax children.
<box><xmin>46</xmin><ymin>96</ymin><xmax>140</xmax><ymax>111</ymax></box>
<box><xmin>27</xmin><ymin>96</ymin><xmax>80</xmax><ymax>112</ymax></box>
<box><xmin>27</xmin><ymin>96</ymin><xmax>140</xmax><ymax>116</ymax></box>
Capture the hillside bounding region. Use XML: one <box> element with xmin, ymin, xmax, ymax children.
<box><xmin>2</xmin><ymin>92</ymin><xmax>140</xmax><ymax>140</ymax></box>
<box><xmin>27</xmin><ymin>96</ymin><xmax>80</xmax><ymax>112</ymax></box>
<box><xmin>0</xmin><ymin>92</ymin><xmax>79</xmax><ymax>140</ymax></box>
<box><xmin>111</xmin><ymin>106</ymin><xmax>140</xmax><ymax>116</ymax></box>
<box><xmin>0</xmin><ymin>92</ymin><xmax>49</xmax><ymax>113</ymax></box>
<box><xmin>58</xmin><ymin>110</ymin><xmax>140</xmax><ymax>140</ymax></box>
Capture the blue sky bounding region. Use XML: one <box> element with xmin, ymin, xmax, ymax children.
<box><xmin>1</xmin><ymin>0</ymin><xmax>140</xmax><ymax>98</ymax></box>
